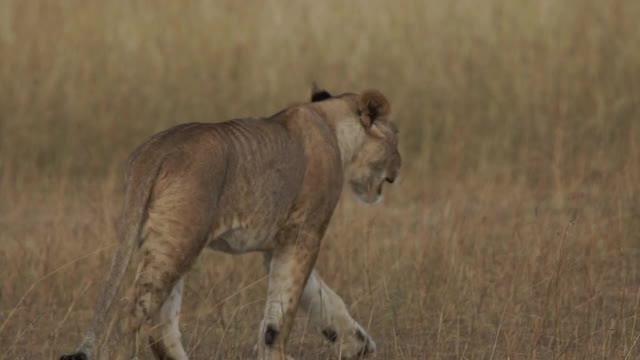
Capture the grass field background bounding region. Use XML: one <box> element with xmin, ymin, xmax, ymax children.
<box><xmin>1</xmin><ymin>0</ymin><xmax>640</xmax><ymax>358</ymax></box>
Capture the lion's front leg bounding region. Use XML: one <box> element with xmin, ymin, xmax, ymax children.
<box><xmin>300</xmin><ymin>270</ymin><xmax>377</xmax><ymax>359</ymax></box>
<box><xmin>257</xmin><ymin>230</ymin><xmax>319</xmax><ymax>360</ymax></box>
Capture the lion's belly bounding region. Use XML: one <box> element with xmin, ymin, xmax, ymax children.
<box><xmin>207</xmin><ymin>214</ymin><xmax>282</xmax><ymax>254</ymax></box>
<box><xmin>208</xmin><ymin>228</ymin><xmax>270</xmax><ymax>254</ymax></box>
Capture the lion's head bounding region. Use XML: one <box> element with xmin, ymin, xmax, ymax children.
<box><xmin>311</xmin><ymin>84</ymin><xmax>401</xmax><ymax>204</ymax></box>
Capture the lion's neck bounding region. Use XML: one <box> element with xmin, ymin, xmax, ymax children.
<box><xmin>333</xmin><ymin>118</ymin><xmax>366</xmax><ymax>168</ymax></box>
<box><xmin>309</xmin><ymin>99</ymin><xmax>366</xmax><ymax>168</ymax></box>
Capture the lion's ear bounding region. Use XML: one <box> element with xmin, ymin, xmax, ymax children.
<box><xmin>310</xmin><ymin>82</ymin><xmax>332</xmax><ymax>102</ymax></box>
<box><xmin>358</xmin><ymin>90</ymin><xmax>390</xmax><ymax>128</ymax></box>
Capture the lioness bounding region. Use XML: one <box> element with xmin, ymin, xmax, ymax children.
<box><xmin>60</xmin><ymin>84</ymin><xmax>401</xmax><ymax>360</ymax></box>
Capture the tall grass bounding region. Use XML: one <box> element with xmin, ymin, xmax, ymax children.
<box><xmin>1</xmin><ymin>0</ymin><xmax>639</xmax><ymax>358</ymax></box>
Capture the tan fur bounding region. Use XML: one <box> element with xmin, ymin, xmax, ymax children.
<box><xmin>60</xmin><ymin>85</ymin><xmax>401</xmax><ymax>360</ymax></box>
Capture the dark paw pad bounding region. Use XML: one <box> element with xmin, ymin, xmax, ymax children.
<box><xmin>264</xmin><ymin>324</ymin><xmax>278</xmax><ymax>346</ymax></box>
<box><xmin>311</xmin><ymin>90</ymin><xmax>332</xmax><ymax>102</ymax></box>
<box><xmin>322</xmin><ymin>328</ymin><xmax>338</xmax><ymax>343</ymax></box>
<box><xmin>59</xmin><ymin>352</ymin><xmax>88</xmax><ymax>360</ymax></box>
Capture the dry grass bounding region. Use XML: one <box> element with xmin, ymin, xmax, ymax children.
<box><xmin>1</xmin><ymin>0</ymin><xmax>640</xmax><ymax>359</ymax></box>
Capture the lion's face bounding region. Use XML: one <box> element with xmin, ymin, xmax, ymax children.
<box><xmin>348</xmin><ymin>119</ymin><xmax>400</xmax><ymax>204</ymax></box>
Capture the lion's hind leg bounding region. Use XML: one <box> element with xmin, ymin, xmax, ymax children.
<box><xmin>148</xmin><ymin>277</ymin><xmax>188</xmax><ymax>360</ymax></box>
<box><xmin>112</xmin><ymin>190</ymin><xmax>212</xmax><ymax>359</ymax></box>
<box><xmin>119</xmin><ymin>238</ymin><xmax>198</xmax><ymax>359</ymax></box>
<box><xmin>123</xmin><ymin>171</ymin><xmax>219</xmax><ymax>359</ymax></box>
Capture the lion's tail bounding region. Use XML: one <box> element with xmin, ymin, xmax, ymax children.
<box><xmin>60</xmin><ymin>155</ymin><xmax>163</xmax><ymax>360</ymax></box>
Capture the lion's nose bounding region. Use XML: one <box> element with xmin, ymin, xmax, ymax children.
<box><xmin>385</xmin><ymin>176</ymin><xmax>395</xmax><ymax>184</ymax></box>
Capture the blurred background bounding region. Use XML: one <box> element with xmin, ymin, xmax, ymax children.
<box><xmin>1</xmin><ymin>0</ymin><xmax>639</xmax><ymax>358</ymax></box>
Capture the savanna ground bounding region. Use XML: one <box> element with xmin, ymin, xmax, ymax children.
<box><xmin>1</xmin><ymin>1</ymin><xmax>640</xmax><ymax>359</ymax></box>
